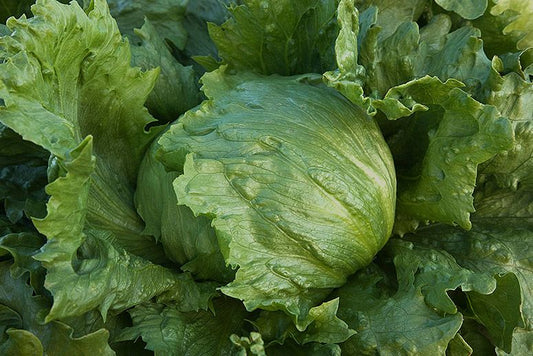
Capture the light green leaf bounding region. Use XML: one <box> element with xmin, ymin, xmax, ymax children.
<box><xmin>230</xmin><ymin>332</ymin><xmax>266</xmax><ymax>356</ymax></box>
<box><xmin>0</xmin><ymin>0</ymin><xmax>165</xmax><ymax>261</ymax></box>
<box><xmin>33</xmin><ymin>137</ymin><xmax>204</xmax><ymax>322</ymax></box>
<box><xmin>434</xmin><ymin>0</ymin><xmax>488</xmax><ymax>20</ymax></box>
<box><xmin>323</xmin><ymin>0</ymin><xmax>367</xmax><ymax>108</ymax></box>
<box><xmin>131</xmin><ymin>19</ymin><xmax>201</xmax><ymax>122</ymax></box>
<box><xmin>489</xmin><ymin>0</ymin><xmax>533</xmax><ymax>51</ymax></box>
<box><xmin>473</xmin><ymin>0</ymin><xmax>533</xmax><ymax>56</ymax></box>
<box><xmin>117</xmin><ymin>298</ymin><xmax>249</xmax><ymax>356</ymax></box>
<box><xmin>208</xmin><ymin>0</ymin><xmax>338</xmax><ymax>75</ymax></box>
<box><xmin>135</xmin><ymin>135</ymin><xmax>231</xmax><ymax>282</ymax></box>
<box><xmin>467</xmin><ymin>273</ymin><xmax>524</xmax><ymax>353</ymax></box>
<box><xmin>158</xmin><ymin>68</ymin><xmax>396</xmax><ymax>320</ymax></box>
<box><xmin>325</xmin><ymin>1</ymin><xmax>494</xmax><ymax>103</ymax></box>
<box><xmin>415</xmin><ymin>24</ymin><xmax>493</xmax><ymax>99</ymax></box>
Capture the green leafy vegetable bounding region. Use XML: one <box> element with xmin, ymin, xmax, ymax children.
<box><xmin>0</xmin><ymin>0</ymin><xmax>531</xmax><ymax>354</ymax></box>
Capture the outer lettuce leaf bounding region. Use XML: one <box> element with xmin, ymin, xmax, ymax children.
<box><xmin>353</xmin><ymin>0</ymin><xmax>428</xmax><ymax>39</ymax></box>
<box><xmin>158</xmin><ymin>68</ymin><xmax>396</xmax><ymax>320</ymax></box>
<box><xmin>326</xmin><ymin>1</ymin><xmax>494</xmax><ymax>101</ymax></box>
<box><xmin>406</xmin><ymin>220</ymin><xmax>532</xmax><ymax>352</ymax></box>
<box><xmin>467</xmin><ymin>273</ymin><xmax>524</xmax><ymax>353</ymax></box>
<box><xmin>131</xmin><ymin>19</ymin><xmax>201</xmax><ymax>122</ymax></box>
<box><xmin>479</xmin><ymin>69</ymin><xmax>532</xmax><ymax>190</ymax></box>
<box><xmin>32</xmin><ymin>137</ymin><xmax>206</xmax><ymax>322</ymax></box>
<box><xmin>0</xmin><ymin>232</ymin><xmax>46</xmax><ymax>294</ymax></box>
<box><xmin>473</xmin><ymin>0</ymin><xmax>533</xmax><ymax>56</ymax></box>
<box><xmin>386</xmin><ymin>239</ymin><xmax>496</xmax><ymax>314</ymax></box>
<box><xmin>374</xmin><ymin>77</ymin><xmax>513</xmax><ymax>233</ymax></box>
<box><xmin>208</xmin><ymin>0</ymin><xmax>338</xmax><ymax>75</ymax></box>
<box><xmin>415</xmin><ymin>24</ymin><xmax>493</xmax><ymax>99</ymax></box>
<box><xmin>0</xmin><ymin>261</ymin><xmax>114</xmax><ymax>355</ymax></box>
<box><xmin>335</xmin><ymin>233</ymin><xmax>524</xmax><ymax>354</ymax></box>
<box><xmin>405</xmin><ymin>217</ymin><xmax>532</xmax><ymax>336</ymax></box>
<box><xmin>117</xmin><ymin>298</ymin><xmax>250</xmax><ymax>355</ymax></box>
<box><xmin>335</xmin><ymin>262</ymin><xmax>463</xmax><ymax>355</ymax></box>
<box><xmin>0</xmin><ymin>0</ymin><xmax>165</xmax><ymax>261</ymax></box>
<box><xmin>135</xmin><ymin>134</ymin><xmax>232</xmax><ymax>282</ymax></box>
<box><xmin>253</xmin><ymin>299</ymin><xmax>355</xmax><ymax>345</ymax></box>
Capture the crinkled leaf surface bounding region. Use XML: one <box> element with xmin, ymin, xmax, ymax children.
<box><xmin>479</xmin><ymin>71</ymin><xmax>533</xmax><ymax>190</ymax></box>
<box><xmin>208</xmin><ymin>0</ymin><xmax>339</xmax><ymax>75</ymax></box>
<box><xmin>335</xmin><ymin>262</ymin><xmax>462</xmax><ymax>355</ymax></box>
<box><xmin>117</xmin><ymin>298</ymin><xmax>249</xmax><ymax>356</ymax></box>
<box><xmin>253</xmin><ymin>299</ymin><xmax>355</xmax><ymax>345</ymax></box>
<box><xmin>326</xmin><ymin>1</ymin><xmax>494</xmax><ymax>101</ymax></box>
<box><xmin>486</xmin><ymin>0</ymin><xmax>533</xmax><ymax>52</ymax></box>
<box><xmin>158</xmin><ymin>68</ymin><xmax>396</xmax><ymax>320</ymax></box>
<box><xmin>32</xmin><ymin>137</ymin><xmax>204</xmax><ymax>322</ymax></box>
<box><xmin>373</xmin><ymin>77</ymin><xmax>513</xmax><ymax>234</ymax></box>
<box><xmin>405</xmin><ymin>219</ymin><xmax>532</xmax><ymax>331</ymax></box>
<box><xmin>0</xmin><ymin>0</ymin><xmax>165</xmax><ymax>261</ymax></box>
<box><xmin>386</xmin><ymin>239</ymin><xmax>496</xmax><ymax>314</ymax></box>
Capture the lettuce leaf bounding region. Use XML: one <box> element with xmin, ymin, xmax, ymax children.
<box><xmin>117</xmin><ymin>298</ymin><xmax>249</xmax><ymax>355</ymax></box>
<box><xmin>0</xmin><ymin>261</ymin><xmax>114</xmax><ymax>355</ymax></box>
<box><xmin>136</xmin><ymin>134</ymin><xmax>232</xmax><ymax>282</ymax></box>
<box><xmin>130</xmin><ymin>19</ymin><xmax>201</xmax><ymax>122</ymax></box>
<box><xmin>208</xmin><ymin>0</ymin><xmax>339</xmax><ymax>75</ymax></box>
<box><xmin>0</xmin><ymin>0</ymin><xmax>164</xmax><ymax>260</ymax></box>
